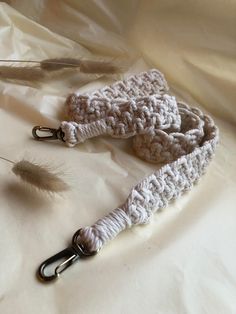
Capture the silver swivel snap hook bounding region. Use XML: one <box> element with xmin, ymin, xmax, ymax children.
<box><xmin>32</xmin><ymin>126</ymin><xmax>65</xmax><ymax>142</ymax></box>
<box><xmin>37</xmin><ymin>229</ymin><xmax>98</xmax><ymax>282</ymax></box>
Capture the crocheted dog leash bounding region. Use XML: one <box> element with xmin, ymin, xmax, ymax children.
<box><xmin>33</xmin><ymin>69</ymin><xmax>219</xmax><ymax>282</ymax></box>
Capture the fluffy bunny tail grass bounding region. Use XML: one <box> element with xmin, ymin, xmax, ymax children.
<box><xmin>79</xmin><ymin>60</ymin><xmax>122</xmax><ymax>74</ymax></box>
<box><xmin>40</xmin><ymin>58</ymin><xmax>81</xmax><ymax>71</ymax></box>
<box><xmin>0</xmin><ymin>66</ymin><xmax>44</xmax><ymax>81</ymax></box>
<box><xmin>41</xmin><ymin>58</ymin><xmax>123</xmax><ymax>73</ymax></box>
<box><xmin>12</xmin><ymin>160</ymin><xmax>69</xmax><ymax>193</ymax></box>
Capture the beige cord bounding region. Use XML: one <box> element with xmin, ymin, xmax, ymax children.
<box><xmin>60</xmin><ymin>69</ymin><xmax>219</xmax><ymax>252</ymax></box>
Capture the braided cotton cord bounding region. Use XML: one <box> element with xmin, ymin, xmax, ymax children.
<box><xmin>61</xmin><ymin>69</ymin><xmax>219</xmax><ymax>252</ymax></box>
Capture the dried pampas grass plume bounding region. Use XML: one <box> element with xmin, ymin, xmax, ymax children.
<box><xmin>40</xmin><ymin>58</ymin><xmax>81</xmax><ymax>71</ymax></box>
<box><xmin>12</xmin><ymin>160</ymin><xmax>69</xmax><ymax>192</ymax></box>
<box><xmin>79</xmin><ymin>60</ymin><xmax>120</xmax><ymax>74</ymax></box>
<box><xmin>0</xmin><ymin>66</ymin><xmax>45</xmax><ymax>81</ymax></box>
<box><xmin>0</xmin><ymin>58</ymin><xmax>124</xmax><ymax>81</ymax></box>
<box><xmin>0</xmin><ymin>156</ymin><xmax>69</xmax><ymax>193</ymax></box>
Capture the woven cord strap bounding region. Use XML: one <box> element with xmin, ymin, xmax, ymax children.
<box><xmin>61</xmin><ymin>69</ymin><xmax>219</xmax><ymax>252</ymax></box>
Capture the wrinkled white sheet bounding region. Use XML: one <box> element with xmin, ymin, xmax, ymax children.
<box><xmin>0</xmin><ymin>1</ymin><xmax>236</xmax><ymax>313</ymax></box>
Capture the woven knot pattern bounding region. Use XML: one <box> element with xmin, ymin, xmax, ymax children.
<box><xmin>60</xmin><ymin>69</ymin><xmax>219</xmax><ymax>252</ymax></box>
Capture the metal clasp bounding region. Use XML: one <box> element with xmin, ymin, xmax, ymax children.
<box><xmin>37</xmin><ymin>229</ymin><xmax>98</xmax><ymax>282</ymax></box>
<box><xmin>32</xmin><ymin>126</ymin><xmax>65</xmax><ymax>141</ymax></box>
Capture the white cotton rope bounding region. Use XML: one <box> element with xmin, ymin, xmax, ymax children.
<box><xmin>60</xmin><ymin>69</ymin><xmax>219</xmax><ymax>253</ymax></box>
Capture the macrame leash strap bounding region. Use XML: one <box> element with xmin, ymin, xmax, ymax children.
<box><xmin>60</xmin><ymin>69</ymin><xmax>219</xmax><ymax>252</ymax></box>
<box><xmin>34</xmin><ymin>69</ymin><xmax>218</xmax><ymax>281</ymax></box>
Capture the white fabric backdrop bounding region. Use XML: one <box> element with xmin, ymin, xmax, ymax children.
<box><xmin>0</xmin><ymin>1</ymin><xmax>236</xmax><ymax>313</ymax></box>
